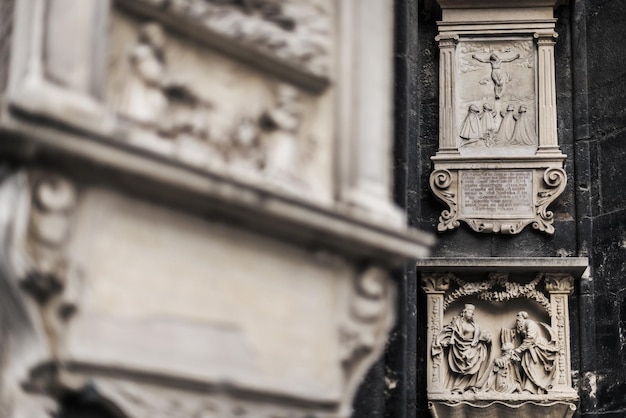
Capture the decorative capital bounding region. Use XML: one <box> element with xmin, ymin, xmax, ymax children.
<box><xmin>435</xmin><ymin>33</ymin><xmax>459</xmax><ymax>48</ymax></box>
<box><xmin>422</xmin><ymin>273</ymin><xmax>453</xmax><ymax>293</ymax></box>
<box><xmin>544</xmin><ymin>273</ymin><xmax>575</xmax><ymax>294</ymax></box>
<box><xmin>534</xmin><ymin>31</ymin><xmax>558</xmax><ymax>46</ymax></box>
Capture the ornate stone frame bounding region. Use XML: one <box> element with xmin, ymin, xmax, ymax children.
<box><xmin>418</xmin><ymin>257</ymin><xmax>587</xmax><ymax>418</ymax></box>
<box><xmin>429</xmin><ymin>0</ymin><xmax>568</xmax><ymax>235</ymax></box>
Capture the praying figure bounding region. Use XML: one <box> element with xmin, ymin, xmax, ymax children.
<box><xmin>498</xmin><ymin>104</ymin><xmax>517</xmax><ymax>144</ymax></box>
<box><xmin>472</xmin><ymin>52</ymin><xmax>521</xmax><ymax>99</ymax></box>
<box><xmin>459</xmin><ymin>104</ymin><xmax>483</xmax><ymax>144</ymax></box>
<box><xmin>480</xmin><ymin>103</ymin><xmax>497</xmax><ymax>134</ymax></box>
<box><xmin>510</xmin><ymin>105</ymin><xmax>536</xmax><ymax>146</ymax></box>
<box><xmin>432</xmin><ymin>304</ymin><xmax>492</xmax><ymax>394</ymax></box>
<box><xmin>483</xmin><ymin>328</ymin><xmax>522</xmax><ymax>394</ymax></box>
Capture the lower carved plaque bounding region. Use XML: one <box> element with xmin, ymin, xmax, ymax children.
<box><xmin>422</xmin><ymin>269</ymin><xmax>580</xmax><ymax>418</ymax></box>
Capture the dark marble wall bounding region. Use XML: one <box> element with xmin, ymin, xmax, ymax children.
<box><xmin>353</xmin><ymin>0</ymin><xmax>626</xmax><ymax>416</ymax></box>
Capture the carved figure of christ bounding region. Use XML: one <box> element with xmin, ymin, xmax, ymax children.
<box><xmin>471</xmin><ymin>53</ymin><xmax>521</xmax><ymax>100</ymax></box>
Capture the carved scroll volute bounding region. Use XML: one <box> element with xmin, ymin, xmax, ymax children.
<box><xmin>544</xmin><ymin>273</ymin><xmax>575</xmax><ymax>392</ymax></box>
<box><xmin>533</xmin><ymin>167</ymin><xmax>567</xmax><ymax>234</ymax></box>
<box><xmin>340</xmin><ymin>265</ymin><xmax>395</xmax><ymax>416</ymax></box>
<box><xmin>429</xmin><ymin>169</ymin><xmax>459</xmax><ymax>232</ymax></box>
<box><xmin>422</xmin><ymin>273</ymin><xmax>453</xmax><ymax>393</ymax></box>
<box><xmin>21</xmin><ymin>173</ymin><xmax>83</xmax><ymax>363</ymax></box>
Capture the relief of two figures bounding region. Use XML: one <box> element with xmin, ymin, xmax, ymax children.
<box><xmin>433</xmin><ymin>305</ymin><xmax>559</xmax><ymax>395</ymax></box>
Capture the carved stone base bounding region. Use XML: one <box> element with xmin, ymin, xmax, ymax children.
<box><xmin>429</xmin><ymin>399</ymin><xmax>577</xmax><ymax>418</ymax></box>
<box><xmin>430</xmin><ymin>161</ymin><xmax>566</xmax><ymax>235</ymax></box>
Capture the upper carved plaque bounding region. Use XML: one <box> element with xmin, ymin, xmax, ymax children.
<box><xmin>429</xmin><ymin>1</ymin><xmax>567</xmax><ymax>235</ymax></box>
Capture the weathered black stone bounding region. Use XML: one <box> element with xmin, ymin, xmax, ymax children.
<box><xmin>371</xmin><ymin>0</ymin><xmax>626</xmax><ymax>416</ymax></box>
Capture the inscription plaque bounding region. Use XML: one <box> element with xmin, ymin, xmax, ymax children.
<box><xmin>460</xmin><ymin>170</ymin><xmax>533</xmax><ymax>217</ymax></box>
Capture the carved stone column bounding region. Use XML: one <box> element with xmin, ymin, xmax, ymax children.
<box><xmin>535</xmin><ymin>32</ymin><xmax>560</xmax><ymax>154</ymax></box>
<box><xmin>435</xmin><ymin>34</ymin><xmax>459</xmax><ymax>154</ymax></box>
<box><xmin>545</xmin><ymin>273</ymin><xmax>576</xmax><ymax>393</ymax></box>
<box><xmin>421</xmin><ymin>274</ymin><xmax>452</xmax><ymax>393</ymax></box>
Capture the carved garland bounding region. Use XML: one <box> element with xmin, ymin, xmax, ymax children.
<box><xmin>442</xmin><ymin>273</ymin><xmax>551</xmax><ymax>313</ymax></box>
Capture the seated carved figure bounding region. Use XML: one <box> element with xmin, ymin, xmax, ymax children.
<box><xmin>514</xmin><ymin>311</ymin><xmax>559</xmax><ymax>394</ymax></box>
<box><xmin>433</xmin><ymin>304</ymin><xmax>492</xmax><ymax>394</ymax></box>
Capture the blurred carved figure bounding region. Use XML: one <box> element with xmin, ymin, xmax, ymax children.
<box><xmin>125</xmin><ymin>23</ymin><xmax>169</xmax><ymax>129</ymax></box>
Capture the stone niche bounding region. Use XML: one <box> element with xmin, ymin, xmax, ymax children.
<box><xmin>0</xmin><ymin>0</ymin><xmax>433</xmax><ymax>417</ymax></box>
<box><xmin>430</xmin><ymin>0</ymin><xmax>568</xmax><ymax>234</ymax></box>
<box><xmin>419</xmin><ymin>257</ymin><xmax>587</xmax><ymax>418</ymax></box>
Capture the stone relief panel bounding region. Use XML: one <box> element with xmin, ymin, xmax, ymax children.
<box><xmin>422</xmin><ymin>271</ymin><xmax>577</xmax><ymax>415</ymax></box>
<box><xmin>429</xmin><ymin>4</ymin><xmax>567</xmax><ymax>236</ymax></box>
<box><xmin>457</xmin><ymin>39</ymin><xmax>537</xmax><ymax>153</ymax></box>
<box><xmin>106</xmin><ymin>10</ymin><xmax>332</xmax><ymax>202</ymax></box>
